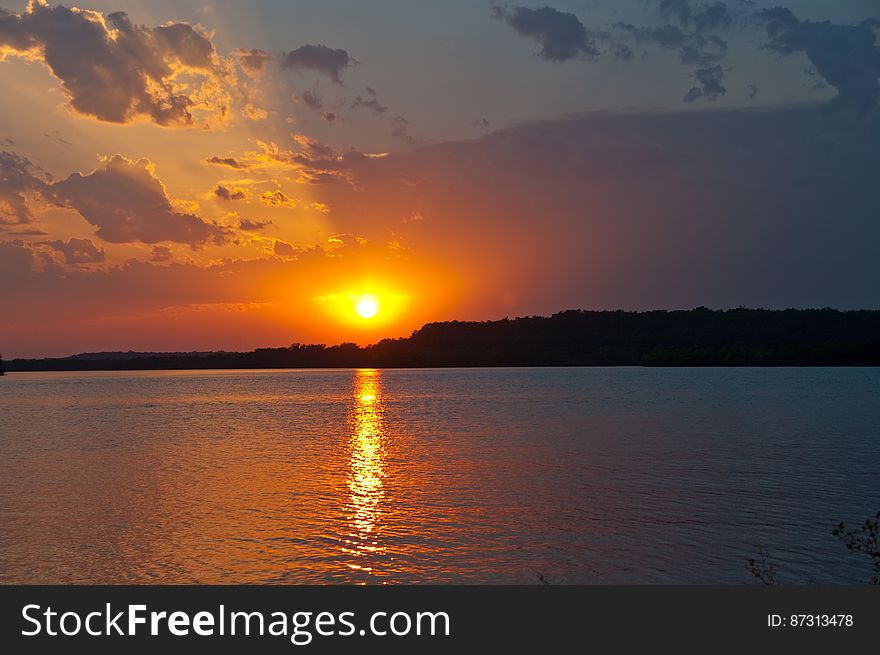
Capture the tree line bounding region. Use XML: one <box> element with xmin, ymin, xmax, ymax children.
<box><xmin>6</xmin><ymin>308</ymin><xmax>880</xmax><ymax>371</ymax></box>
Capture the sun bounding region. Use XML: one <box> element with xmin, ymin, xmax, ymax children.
<box><xmin>355</xmin><ymin>296</ymin><xmax>380</xmax><ymax>319</ymax></box>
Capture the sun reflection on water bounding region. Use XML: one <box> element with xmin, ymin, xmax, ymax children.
<box><xmin>342</xmin><ymin>369</ymin><xmax>389</xmax><ymax>580</ymax></box>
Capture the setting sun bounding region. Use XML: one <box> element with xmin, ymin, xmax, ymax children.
<box><xmin>355</xmin><ymin>296</ymin><xmax>380</xmax><ymax>319</ymax></box>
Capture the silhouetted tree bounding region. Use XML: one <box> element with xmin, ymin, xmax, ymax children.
<box><xmin>746</xmin><ymin>545</ymin><xmax>778</xmax><ymax>585</ymax></box>
<box><xmin>746</xmin><ymin>511</ymin><xmax>880</xmax><ymax>584</ymax></box>
<box><xmin>833</xmin><ymin>512</ymin><xmax>880</xmax><ymax>585</ymax></box>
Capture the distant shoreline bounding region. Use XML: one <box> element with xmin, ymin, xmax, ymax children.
<box><xmin>5</xmin><ymin>364</ymin><xmax>880</xmax><ymax>375</ymax></box>
<box><xmin>6</xmin><ymin>308</ymin><xmax>880</xmax><ymax>371</ymax></box>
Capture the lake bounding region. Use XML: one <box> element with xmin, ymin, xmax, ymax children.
<box><xmin>1</xmin><ymin>367</ymin><xmax>878</xmax><ymax>584</ymax></box>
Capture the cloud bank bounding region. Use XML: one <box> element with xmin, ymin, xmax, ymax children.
<box><xmin>51</xmin><ymin>155</ymin><xmax>229</xmax><ymax>245</ymax></box>
<box><xmin>0</xmin><ymin>1</ymin><xmax>233</xmax><ymax>127</ymax></box>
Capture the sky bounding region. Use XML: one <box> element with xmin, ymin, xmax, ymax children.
<box><xmin>0</xmin><ymin>0</ymin><xmax>878</xmax><ymax>357</ymax></box>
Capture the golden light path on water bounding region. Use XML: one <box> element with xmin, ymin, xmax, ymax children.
<box><xmin>342</xmin><ymin>369</ymin><xmax>388</xmax><ymax>580</ymax></box>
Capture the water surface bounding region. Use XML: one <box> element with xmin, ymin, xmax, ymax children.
<box><xmin>1</xmin><ymin>367</ymin><xmax>878</xmax><ymax>584</ymax></box>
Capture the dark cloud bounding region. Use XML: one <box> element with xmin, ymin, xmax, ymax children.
<box><xmin>658</xmin><ymin>1</ymin><xmax>734</xmax><ymax>33</ymax></box>
<box><xmin>294</xmin><ymin>90</ymin><xmax>341</xmax><ymax>123</ymax></box>
<box><xmin>683</xmin><ymin>64</ymin><xmax>727</xmax><ymax>102</ymax></box>
<box><xmin>51</xmin><ymin>155</ymin><xmax>229</xmax><ymax>246</ymax></box>
<box><xmin>43</xmin><ymin>237</ymin><xmax>105</xmax><ymax>264</ymax></box>
<box><xmin>351</xmin><ymin>90</ymin><xmax>388</xmax><ymax>114</ymax></box>
<box><xmin>151</xmin><ymin>245</ymin><xmax>173</xmax><ymax>262</ymax></box>
<box><xmin>0</xmin><ymin>150</ymin><xmax>49</xmax><ymax>225</ymax></box>
<box><xmin>273</xmin><ymin>240</ymin><xmax>296</xmax><ymax>257</ymax></box>
<box><xmin>6</xmin><ymin>228</ymin><xmax>48</xmax><ymax>236</ymax></box>
<box><xmin>281</xmin><ymin>44</ymin><xmax>354</xmax><ymax>84</ymax></box>
<box><xmin>759</xmin><ymin>7</ymin><xmax>880</xmax><ymax>115</ymax></box>
<box><xmin>300</xmin><ymin>90</ymin><xmax>323</xmax><ymax>110</ymax></box>
<box><xmin>239</xmin><ymin>218</ymin><xmax>271</xmax><ymax>231</ymax></box>
<box><xmin>308</xmin><ymin>107</ymin><xmax>880</xmax><ymax>311</ymax></box>
<box><xmin>0</xmin><ymin>3</ymin><xmax>231</xmax><ymax>127</ymax></box>
<box><xmin>492</xmin><ymin>4</ymin><xmax>598</xmax><ymax>61</ymax></box>
<box><xmin>613</xmin><ymin>22</ymin><xmax>728</xmax><ymax>99</ymax></box>
<box><xmin>214</xmin><ymin>185</ymin><xmax>249</xmax><ymax>201</ymax></box>
<box><xmin>205</xmin><ymin>156</ymin><xmax>250</xmax><ymax>170</ymax></box>
<box><xmin>234</xmin><ymin>48</ymin><xmax>271</xmax><ymax>75</ymax></box>
<box><xmin>614</xmin><ymin>22</ymin><xmax>727</xmax><ymax>56</ymax></box>
<box><xmin>349</xmin><ymin>87</ymin><xmax>413</xmax><ymax>141</ymax></box>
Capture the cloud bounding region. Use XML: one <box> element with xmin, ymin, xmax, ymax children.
<box><xmin>0</xmin><ymin>150</ymin><xmax>48</xmax><ymax>225</ymax></box>
<box><xmin>273</xmin><ymin>240</ymin><xmax>296</xmax><ymax>257</ymax></box>
<box><xmin>151</xmin><ymin>245</ymin><xmax>173</xmax><ymax>262</ymax></box>
<box><xmin>348</xmin><ymin>87</ymin><xmax>413</xmax><ymax>141</ymax></box>
<box><xmin>491</xmin><ymin>4</ymin><xmax>598</xmax><ymax>62</ymax></box>
<box><xmin>244</xmin><ymin>101</ymin><xmax>268</xmax><ymax>121</ymax></box>
<box><xmin>234</xmin><ymin>48</ymin><xmax>271</xmax><ymax>76</ymax></box>
<box><xmin>299</xmin><ymin>89</ymin><xmax>324</xmax><ymax>110</ymax></box>
<box><xmin>281</xmin><ymin>44</ymin><xmax>354</xmax><ymax>83</ymax></box>
<box><xmin>260</xmin><ymin>189</ymin><xmax>297</xmax><ymax>208</ymax></box>
<box><xmin>759</xmin><ymin>7</ymin><xmax>880</xmax><ymax>115</ymax></box>
<box><xmin>612</xmin><ymin>21</ymin><xmax>728</xmax><ymax>100</ymax></box>
<box><xmin>204</xmin><ymin>137</ymin><xmax>386</xmax><ymax>187</ymax></box>
<box><xmin>238</xmin><ymin>218</ymin><xmax>271</xmax><ymax>231</ymax></box>
<box><xmin>292</xmin><ymin>90</ymin><xmax>341</xmax><ymax>123</ymax></box>
<box><xmin>0</xmin><ymin>2</ymin><xmax>232</xmax><ymax>127</ymax></box>
<box><xmin>682</xmin><ymin>64</ymin><xmax>727</xmax><ymax>102</ymax></box>
<box><xmin>51</xmin><ymin>155</ymin><xmax>229</xmax><ymax>246</ymax></box>
<box><xmin>351</xmin><ymin>87</ymin><xmax>388</xmax><ymax>114</ymax></box>
<box><xmin>5</xmin><ymin>228</ymin><xmax>48</xmax><ymax>236</ymax></box>
<box><xmin>214</xmin><ymin>184</ymin><xmax>249</xmax><ymax>201</ymax></box>
<box><xmin>205</xmin><ymin>155</ymin><xmax>250</xmax><ymax>169</ymax></box>
<box><xmin>43</xmin><ymin>237</ymin><xmax>105</xmax><ymax>264</ymax></box>
<box><xmin>291</xmin><ymin>134</ymin><xmax>337</xmax><ymax>160</ymax></box>
<box><xmin>614</xmin><ymin>22</ymin><xmax>727</xmax><ymax>58</ymax></box>
<box><xmin>658</xmin><ymin>1</ymin><xmax>734</xmax><ymax>33</ymax></box>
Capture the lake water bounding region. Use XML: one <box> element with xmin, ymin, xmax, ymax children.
<box><xmin>1</xmin><ymin>367</ymin><xmax>878</xmax><ymax>585</ymax></box>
